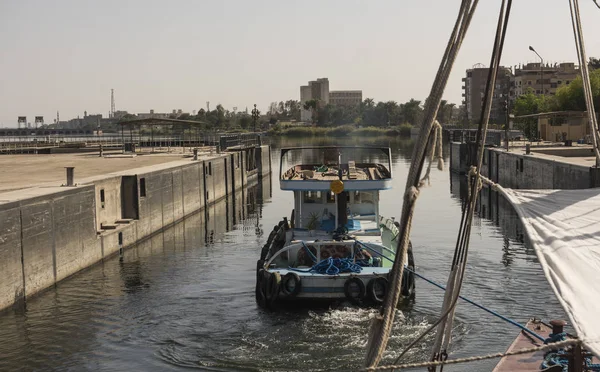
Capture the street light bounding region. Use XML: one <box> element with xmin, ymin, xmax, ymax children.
<box><xmin>529</xmin><ymin>45</ymin><xmax>544</xmax><ymax>95</ymax></box>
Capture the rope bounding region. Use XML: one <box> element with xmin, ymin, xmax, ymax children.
<box><xmin>540</xmin><ymin>333</ymin><xmax>600</xmax><ymax>372</ymax></box>
<box><xmin>569</xmin><ymin>0</ymin><xmax>600</xmax><ymax>166</ymax></box>
<box><xmin>419</xmin><ymin>121</ymin><xmax>444</xmax><ymax>187</ymax></box>
<box><xmin>404</xmin><ymin>266</ymin><xmax>545</xmax><ymax>342</ymax></box>
<box><xmin>403</xmin><ymin>2</ymin><xmax>513</xmax><ymax>369</ymax></box>
<box><xmin>361</xmin><ymin>339</ymin><xmax>583</xmax><ymax>371</ymax></box>
<box><xmin>309</xmin><ymin>257</ymin><xmax>363</xmax><ymax>275</ymax></box>
<box><xmin>364</xmin><ymin>1</ymin><xmax>480</xmax><ymax>367</ymax></box>
<box><xmin>290</xmin><ymin>241</ymin><xmax>363</xmax><ymax>275</ymax></box>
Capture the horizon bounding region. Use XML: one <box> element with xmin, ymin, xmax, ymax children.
<box><xmin>1</xmin><ymin>0</ymin><xmax>599</xmax><ymax>127</ymax></box>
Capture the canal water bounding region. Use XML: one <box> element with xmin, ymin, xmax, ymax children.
<box><xmin>0</xmin><ymin>137</ymin><xmax>564</xmax><ymax>371</ymax></box>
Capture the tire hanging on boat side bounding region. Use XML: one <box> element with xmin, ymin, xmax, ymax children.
<box><xmin>344</xmin><ymin>277</ymin><xmax>366</xmax><ymax>304</ymax></box>
<box><xmin>264</xmin><ymin>271</ymin><xmax>281</xmax><ymax>309</ymax></box>
<box><xmin>367</xmin><ymin>276</ymin><xmax>389</xmax><ymax>304</ymax></box>
<box><xmin>255</xmin><ymin>268</ymin><xmax>268</xmax><ymax>308</ymax></box>
<box><xmin>401</xmin><ymin>242</ymin><xmax>416</xmax><ymax>298</ymax></box>
<box><xmin>280</xmin><ymin>272</ymin><xmax>302</xmax><ymax>298</ymax></box>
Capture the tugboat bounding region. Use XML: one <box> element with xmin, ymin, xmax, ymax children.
<box><xmin>255</xmin><ymin>146</ymin><xmax>415</xmax><ymax>309</ymax></box>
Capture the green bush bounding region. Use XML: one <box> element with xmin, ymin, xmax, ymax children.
<box><xmin>327</xmin><ymin>125</ymin><xmax>356</xmax><ymax>136</ymax></box>
<box><xmin>399</xmin><ymin>123</ymin><xmax>412</xmax><ymax>136</ymax></box>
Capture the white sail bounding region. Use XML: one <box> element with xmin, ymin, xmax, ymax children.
<box><xmin>503</xmin><ymin>188</ymin><xmax>600</xmax><ymax>357</ymax></box>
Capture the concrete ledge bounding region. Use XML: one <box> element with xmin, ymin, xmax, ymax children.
<box><xmin>0</xmin><ymin>145</ymin><xmax>272</xmax><ymax>313</ymax></box>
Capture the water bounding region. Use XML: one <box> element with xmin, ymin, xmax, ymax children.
<box><xmin>0</xmin><ymin>137</ymin><xmax>564</xmax><ymax>371</ymax></box>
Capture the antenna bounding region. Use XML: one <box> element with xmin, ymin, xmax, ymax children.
<box><xmin>110</xmin><ymin>89</ymin><xmax>115</xmax><ymax>118</ymax></box>
<box><xmin>206</xmin><ymin>101</ymin><xmax>210</xmax><ymax>112</ymax></box>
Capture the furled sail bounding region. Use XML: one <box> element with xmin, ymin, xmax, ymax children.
<box><xmin>503</xmin><ymin>188</ymin><xmax>600</xmax><ymax>357</ymax></box>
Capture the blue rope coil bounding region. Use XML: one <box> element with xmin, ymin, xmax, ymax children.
<box><xmin>290</xmin><ymin>241</ymin><xmax>364</xmax><ymax>275</ymax></box>
<box><xmin>309</xmin><ymin>257</ymin><xmax>363</xmax><ymax>275</ymax></box>
<box><xmin>541</xmin><ymin>332</ymin><xmax>600</xmax><ymax>372</ymax></box>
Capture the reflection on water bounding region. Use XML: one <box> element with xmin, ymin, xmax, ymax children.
<box><xmin>0</xmin><ymin>137</ymin><xmax>565</xmax><ymax>372</ymax></box>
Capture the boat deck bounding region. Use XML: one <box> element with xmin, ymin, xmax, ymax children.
<box><xmin>493</xmin><ymin>319</ymin><xmax>599</xmax><ymax>371</ymax></box>
<box><xmin>493</xmin><ymin>320</ymin><xmax>550</xmax><ymax>372</ymax></box>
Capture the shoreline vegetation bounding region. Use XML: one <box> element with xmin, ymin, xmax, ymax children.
<box><xmin>267</xmin><ymin>123</ymin><xmax>413</xmax><ymax>137</ymax></box>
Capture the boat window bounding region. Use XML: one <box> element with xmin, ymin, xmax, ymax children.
<box><xmin>326</xmin><ymin>191</ymin><xmax>336</xmax><ymax>203</ymax></box>
<box><xmin>361</xmin><ymin>191</ymin><xmax>375</xmax><ymax>204</ymax></box>
<box><xmin>353</xmin><ymin>191</ymin><xmax>361</xmax><ymax>203</ymax></box>
<box><xmin>303</xmin><ymin>191</ymin><xmax>322</xmax><ymax>203</ymax></box>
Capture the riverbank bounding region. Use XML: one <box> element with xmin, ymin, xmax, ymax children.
<box><xmin>0</xmin><ymin>145</ymin><xmax>271</xmax><ymax>312</ymax></box>
<box><xmin>268</xmin><ymin>124</ymin><xmax>413</xmax><ymax>137</ymax></box>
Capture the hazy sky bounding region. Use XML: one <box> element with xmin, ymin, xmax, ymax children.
<box><xmin>1</xmin><ymin>0</ymin><xmax>599</xmax><ymax>127</ymax></box>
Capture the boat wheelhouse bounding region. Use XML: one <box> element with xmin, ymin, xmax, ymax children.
<box><xmin>255</xmin><ymin>146</ymin><xmax>415</xmax><ymax>309</ymax></box>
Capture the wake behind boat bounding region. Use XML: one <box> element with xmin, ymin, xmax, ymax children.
<box><xmin>255</xmin><ymin>146</ymin><xmax>415</xmax><ymax>309</ymax></box>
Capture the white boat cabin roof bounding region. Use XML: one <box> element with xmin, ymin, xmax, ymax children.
<box><xmin>279</xmin><ymin>146</ymin><xmax>393</xmax><ymax>191</ymax></box>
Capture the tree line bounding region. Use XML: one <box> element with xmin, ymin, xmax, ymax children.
<box><xmin>284</xmin><ymin>98</ymin><xmax>459</xmax><ymax>127</ymax></box>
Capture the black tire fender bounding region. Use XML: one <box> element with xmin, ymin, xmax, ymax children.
<box><xmin>255</xmin><ymin>268</ymin><xmax>267</xmax><ymax>308</ymax></box>
<box><xmin>265</xmin><ymin>271</ymin><xmax>281</xmax><ymax>307</ymax></box>
<box><xmin>367</xmin><ymin>276</ymin><xmax>389</xmax><ymax>304</ymax></box>
<box><xmin>280</xmin><ymin>272</ymin><xmax>302</xmax><ymax>298</ymax></box>
<box><xmin>343</xmin><ymin>277</ymin><xmax>365</xmax><ymax>304</ymax></box>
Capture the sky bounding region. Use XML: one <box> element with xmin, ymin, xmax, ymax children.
<box><xmin>0</xmin><ymin>0</ymin><xmax>599</xmax><ymax>127</ymax></box>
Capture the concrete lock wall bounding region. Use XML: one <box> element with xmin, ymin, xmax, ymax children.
<box><xmin>94</xmin><ymin>176</ymin><xmax>122</xmax><ymax>230</ymax></box>
<box><xmin>0</xmin><ymin>145</ymin><xmax>271</xmax><ymax>312</ymax></box>
<box><xmin>0</xmin><ymin>203</ymin><xmax>24</xmax><ymax>311</ymax></box>
<box><xmin>469</xmin><ymin>147</ymin><xmax>593</xmax><ymax>189</ymax></box>
<box><xmin>18</xmin><ymin>186</ymin><xmax>100</xmax><ymax>299</ymax></box>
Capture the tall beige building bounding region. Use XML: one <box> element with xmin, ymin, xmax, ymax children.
<box><xmin>330</xmin><ymin>90</ymin><xmax>363</xmax><ymax>107</ymax></box>
<box><xmin>300</xmin><ymin>78</ymin><xmax>329</xmax><ymax>122</ymax></box>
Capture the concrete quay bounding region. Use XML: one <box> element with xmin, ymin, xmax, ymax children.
<box><xmin>450</xmin><ymin>142</ymin><xmax>600</xmax><ymax>189</ymax></box>
<box><xmin>0</xmin><ymin>145</ymin><xmax>271</xmax><ymax>312</ymax></box>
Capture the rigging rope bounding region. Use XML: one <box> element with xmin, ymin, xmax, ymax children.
<box><xmin>419</xmin><ymin>121</ymin><xmax>444</xmax><ymax>187</ymax></box>
<box><xmin>404</xmin><ymin>266</ymin><xmax>545</xmax><ymax>342</ymax></box>
<box><xmin>364</xmin><ymin>0</ymin><xmax>480</xmax><ymax>368</ymax></box>
<box><xmin>569</xmin><ymin>0</ymin><xmax>600</xmax><ymax>166</ymax></box>
<box><xmin>360</xmin><ymin>339</ymin><xmax>584</xmax><ymax>371</ymax></box>
<box><xmin>377</xmin><ymin>2</ymin><xmax>513</xmax><ymax>370</ymax></box>
<box><xmin>428</xmin><ymin>3</ymin><xmax>513</xmax><ymax>369</ymax></box>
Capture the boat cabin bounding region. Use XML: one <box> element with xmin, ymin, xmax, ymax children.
<box><xmin>279</xmin><ymin>146</ymin><xmax>393</xmax><ymax>237</ymax></box>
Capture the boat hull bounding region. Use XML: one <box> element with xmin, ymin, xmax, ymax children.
<box><xmin>256</xmin><ymin>215</ymin><xmax>415</xmax><ymax>309</ymax></box>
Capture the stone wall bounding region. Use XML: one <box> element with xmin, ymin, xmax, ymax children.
<box><xmin>0</xmin><ymin>145</ymin><xmax>271</xmax><ymax>312</ymax></box>
<box><xmin>450</xmin><ymin>143</ymin><xmax>596</xmax><ymax>189</ymax></box>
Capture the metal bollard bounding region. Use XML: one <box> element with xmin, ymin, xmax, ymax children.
<box><xmin>526</xmin><ymin>143</ymin><xmax>531</xmax><ymax>155</ymax></box>
<box><xmin>550</xmin><ymin>319</ymin><xmax>566</xmax><ymax>335</ymax></box>
<box><xmin>65</xmin><ymin>167</ymin><xmax>75</xmax><ymax>186</ymax></box>
<box><xmin>99</xmin><ymin>144</ymin><xmax>104</xmax><ymax>157</ymax></box>
<box><xmin>193</xmin><ymin>148</ymin><xmax>198</xmax><ymax>160</ymax></box>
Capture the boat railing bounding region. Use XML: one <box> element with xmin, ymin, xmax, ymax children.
<box><xmin>265</xmin><ymin>239</ymin><xmax>391</xmax><ymax>270</ymax></box>
<box><xmin>279</xmin><ymin>146</ymin><xmax>393</xmax><ymax>181</ymax></box>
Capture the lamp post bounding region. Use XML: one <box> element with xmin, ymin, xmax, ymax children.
<box><xmin>529</xmin><ymin>46</ymin><xmax>544</xmax><ymax>95</ymax></box>
<box><xmin>251</xmin><ymin>104</ymin><xmax>259</xmax><ymax>132</ymax></box>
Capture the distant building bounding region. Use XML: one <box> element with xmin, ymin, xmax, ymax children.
<box><xmin>515</xmin><ymin>111</ymin><xmax>598</xmax><ymax>142</ymax></box>
<box><xmin>137</xmin><ymin>109</ymin><xmax>187</xmax><ymax>119</ymax></box>
<box><xmin>329</xmin><ymin>90</ymin><xmax>363</xmax><ymax>107</ymax></box>
<box><xmin>112</xmin><ymin>110</ymin><xmax>129</xmax><ymax>120</ymax></box>
<box><xmin>300</xmin><ymin>78</ymin><xmax>329</xmax><ymax>122</ymax></box>
<box><xmin>512</xmin><ymin>62</ymin><xmax>579</xmax><ymax>98</ymax></box>
<box><xmin>462</xmin><ymin>66</ymin><xmax>512</xmax><ymax>124</ymax></box>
